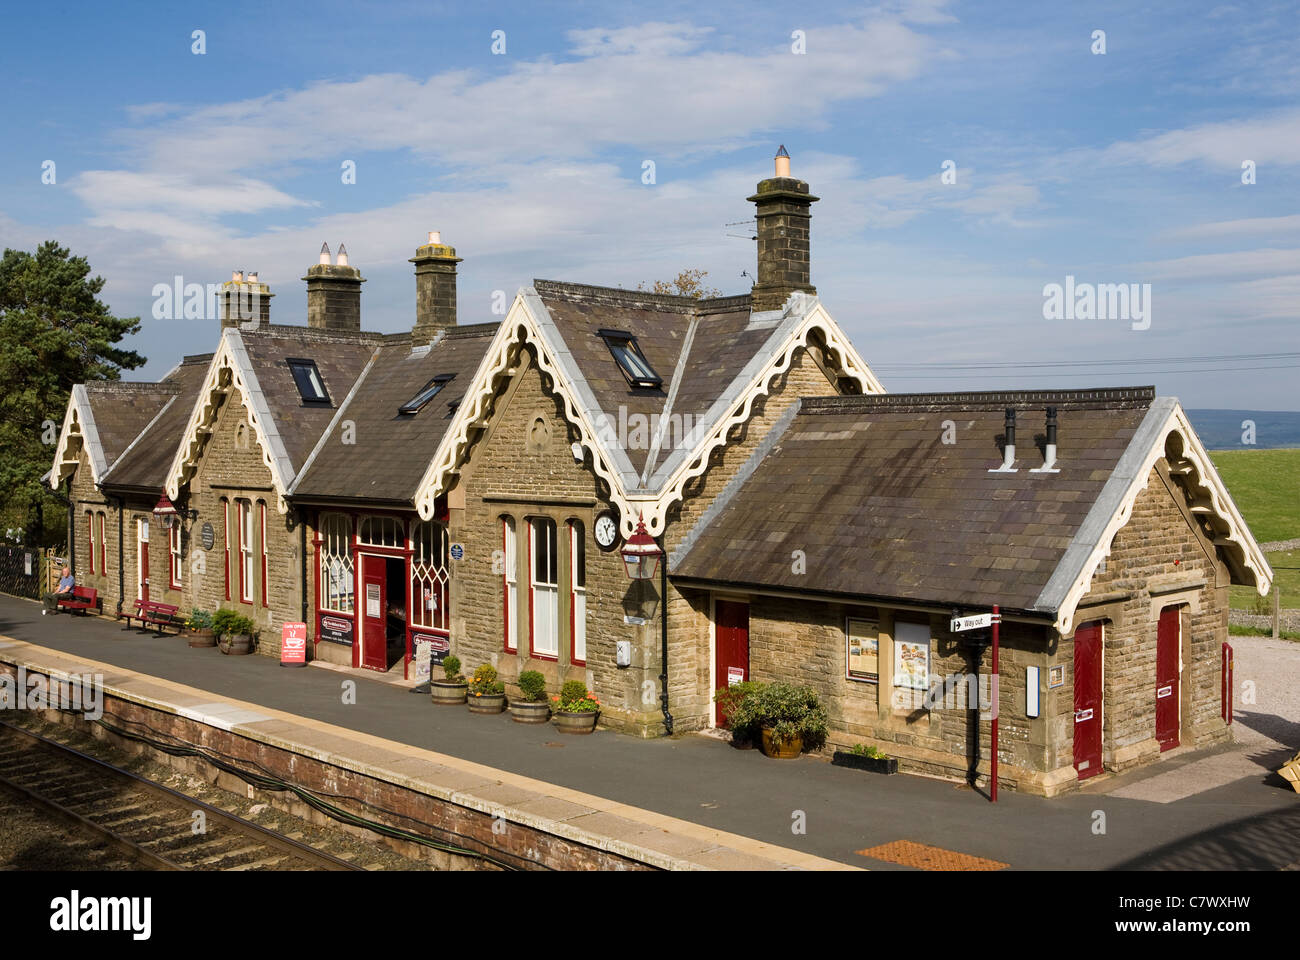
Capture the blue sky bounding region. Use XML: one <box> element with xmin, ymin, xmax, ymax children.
<box><xmin>2</xmin><ymin>0</ymin><xmax>1298</xmax><ymax>409</ymax></box>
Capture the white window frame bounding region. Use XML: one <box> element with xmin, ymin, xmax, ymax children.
<box><xmin>239</xmin><ymin>499</ymin><xmax>254</xmax><ymax>603</ymax></box>
<box><xmin>529</xmin><ymin>517</ymin><xmax>559</xmax><ymax>659</ymax></box>
<box><xmin>169</xmin><ymin>522</ymin><xmax>183</xmax><ymax>589</ymax></box>
<box><xmin>411</xmin><ymin>519</ymin><xmax>449</xmax><ymax>633</ymax></box>
<box><xmin>503</xmin><ymin>517</ymin><xmax>518</xmax><ymax>652</ymax></box>
<box><xmin>569</xmin><ymin>519</ymin><xmax>586</xmax><ymax>664</ymax></box>
<box><xmin>319</xmin><ymin>513</ymin><xmax>355</xmax><ymax>614</ymax></box>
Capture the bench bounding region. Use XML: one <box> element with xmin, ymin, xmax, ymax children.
<box><xmin>118</xmin><ymin>599</ymin><xmax>184</xmax><ymax>635</ymax></box>
<box><xmin>55</xmin><ymin>586</ymin><xmax>101</xmax><ymax>614</ymax></box>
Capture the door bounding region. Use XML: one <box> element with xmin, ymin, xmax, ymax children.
<box><xmin>1156</xmin><ymin>606</ymin><xmax>1181</xmax><ymax>751</ymax></box>
<box><xmin>1073</xmin><ymin>621</ymin><xmax>1103</xmax><ymax>780</ymax></box>
<box><xmin>714</xmin><ymin>600</ymin><xmax>750</xmax><ymax>727</ymax></box>
<box><xmin>137</xmin><ymin>518</ymin><xmax>150</xmax><ymax>602</ymax></box>
<box><xmin>360</xmin><ymin>554</ymin><xmax>387</xmax><ymax>671</ymax></box>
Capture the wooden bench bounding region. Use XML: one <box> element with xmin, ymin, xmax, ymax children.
<box><xmin>118</xmin><ymin>599</ymin><xmax>184</xmax><ymax>635</ymax></box>
<box><xmin>55</xmin><ymin>586</ymin><xmax>100</xmax><ymax>615</ymax></box>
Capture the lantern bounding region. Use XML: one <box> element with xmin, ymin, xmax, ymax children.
<box><xmin>152</xmin><ymin>494</ymin><xmax>180</xmax><ymax>530</ymax></box>
<box><xmin>620</xmin><ymin>514</ymin><xmax>662</xmax><ymax>581</ymax></box>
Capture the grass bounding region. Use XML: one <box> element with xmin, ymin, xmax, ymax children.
<box><xmin>1209</xmin><ymin>448</ymin><xmax>1300</xmax><ymax>545</ymax></box>
<box><xmin>1229</xmin><ymin>623</ymin><xmax>1300</xmax><ymax>642</ymax></box>
<box><xmin>1230</xmin><ymin>548</ymin><xmax>1300</xmax><ymax>612</ymax></box>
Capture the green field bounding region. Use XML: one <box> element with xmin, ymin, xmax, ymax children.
<box><xmin>1209</xmin><ymin>448</ymin><xmax>1300</xmax><ymax>545</ymax></box>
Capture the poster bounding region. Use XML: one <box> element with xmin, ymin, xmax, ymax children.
<box><xmin>319</xmin><ymin>614</ymin><xmax>354</xmax><ymax>646</ymax></box>
<box><xmin>893</xmin><ymin>621</ymin><xmax>931</xmax><ymax>691</ymax></box>
<box><xmin>414</xmin><ymin>639</ymin><xmax>432</xmax><ymax>681</ymax></box>
<box><xmin>846</xmin><ymin>618</ymin><xmax>878</xmax><ymax>682</ymax></box>
<box><xmin>412</xmin><ymin>632</ymin><xmax>450</xmax><ymax>665</ymax></box>
<box><xmin>365</xmin><ymin>583</ymin><xmax>381</xmax><ymax>618</ymax></box>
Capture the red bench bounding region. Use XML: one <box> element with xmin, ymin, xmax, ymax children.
<box><xmin>118</xmin><ymin>599</ymin><xmax>184</xmax><ymax>635</ymax></box>
<box><xmin>55</xmin><ymin>586</ymin><xmax>100</xmax><ymax>614</ymax></box>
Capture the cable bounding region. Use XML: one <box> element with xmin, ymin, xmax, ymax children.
<box><xmin>874</xmin><ymin>351</ymin><xmax>1300</xmax><ymax>371</ymax></box>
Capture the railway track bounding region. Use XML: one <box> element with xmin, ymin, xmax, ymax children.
<box><xmin>0</xmin><ymin>720</ymin><xmax>366</xmax><ymax>871</ymax></box>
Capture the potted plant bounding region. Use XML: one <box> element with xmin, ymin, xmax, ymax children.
<box><xmin>551</xmin><ymin>679</ymin><xmax>600</xmax><ymax>734</ymax></box>
<box><xmin>466</xmin><ymin>664</ymin><xmax>507</xmax><ymax>714</ymax></box>
<box><xmin>431</xmin><ymin>655</ymin><xmax>468</xmax><ymax>706</ymax></box>
<box><xmin>186</xmin><ymin>608</ymin><xmax>216</xmax><ymax>648</ymax></box>
<box><xmin>724</xmin><ymin>682</ymin><xmax>828</xmax><ymax>759</ymax></box>
<box><xmin>711</xmin><ymin>680</ymin><xmax>763</xmax><ymax>749</ymax></box>
<box><xmin>213</xmin><ymin>609</ymin><xmax>256</xmax><ymax>656</ymax></box>
<box><xmin>510</xmin><ymin>670</ymin><xmax>550</xmax><ymax>724</ymax></box>
<box><xmin>832</xmin><ymin>743</ymin><xmax>899</xmax><ymax>775</ymax></box>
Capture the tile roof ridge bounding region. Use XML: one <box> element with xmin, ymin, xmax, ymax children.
<box><xmin>800</xmin><ymin>386</ymin><xmax>1157</xmax><ymax>413</ymax></box>
<box><xmin>533</xmin><ymin>279</ymin><xmax>748</xmax><ymax>315</ymax></box>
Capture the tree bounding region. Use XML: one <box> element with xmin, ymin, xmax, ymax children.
<box><xmin>638</xmin><ymin>268</ymin><xmax>722</xmax><ymax>300</ymax></box>
<box><xmin>0</xmin><ymin>241</ymin><xmax>145</xmax><ymax>546</ymax></box>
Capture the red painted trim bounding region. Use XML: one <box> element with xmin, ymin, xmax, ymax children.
<box><xmin>259</xmin><ymin>501</ymin><xmax>268</xmax><ymax>607</ymax></box>
<box><xmin>87</xmin><ymin>513</ymin><xmax>95</xmax><ymax>574</ymax></box>
<box><xmin>237</xmin><ymin>499</ymin><xmax>252</xmax><ymax>605</ymax></box>
<box><xmin>526</xmin><ymin>519</ymin><xmax>536</xmax><ymax>657</ymax></box>
<box><xmin>169</xmin><ymin>523</ymin><xmax>182</xmax><ymax>589</ymax></box>
<box><xmin>403</xmin><ymin>548</ymin><xmax>413</xmax><ymax>680</ymax></box>
<box><xmin>98</xmin><ymin>513</ymin><xmax>106</xmax><ymax>574</ymax></box>
<box><xmin>221</xmin><ymin>498</ymin><xmax>230</xmax><ymax>600</ymax></box>
<box><xmin>568</xmin><ymin>520</ymin><xmax>585</xmax><ymax>666</ymax></box>
<box><xmin>502</xmin><ymin>518</ymin><xmax>513</xmax><ymax>652</ymax></box>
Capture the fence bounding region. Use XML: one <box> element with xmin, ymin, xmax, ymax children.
<box><xmin>0</xmin><ymin>545</ymin><xmax>50</xmax><ymax>600</ymax></box>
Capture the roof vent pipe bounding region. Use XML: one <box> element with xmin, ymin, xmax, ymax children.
<box><xmin>1030</xmin><ymin>406</ymin><xmax>1061</xmax><ymax>474</ymax></box>
<box><xmin>990</xmin><ymin>407</ymin><xmax>1018</xmax><ymax>473</ymax></box>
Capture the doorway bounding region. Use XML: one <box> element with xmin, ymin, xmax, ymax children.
<box><xmin>136</xmin><ymin>518</ymin><xmax>150</xmax><ymax>602</ymax></box>
<box><xmin>714</xmin><ymin>599</ymin><xmax>749</xmax><ymax>727</ymax></box>
<box><xmin>1156</xmin><ymin>606</ymin><xmax>1181</xmax><ymax>751</ymax></box>
<box><xmin>1073</xmin><ymin>620</ymin><xmax>1103</xmax><ymax>780</ymax></box>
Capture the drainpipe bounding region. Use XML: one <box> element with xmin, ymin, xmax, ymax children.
<box><xmin>299</xmin><ymin>510</ymin><xmax>308</xmax><ymax>629</ymax></box>
<box><xmin>659</xmin><ymin>535</ymin><xmax>674</xmax><ymax>735</ymax></box>
<box><xmin>116</xmin><ymin>496</ymin><xmax>125</xmax><ymax>616</ymax></box>
<box><xmin>66</xmin><ymin>489</ymin><xmax>74</xmax><ymax>573</ymax></box>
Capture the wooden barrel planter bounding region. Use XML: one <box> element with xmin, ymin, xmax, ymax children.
<box><xmin>187</xmin><ymin>629</ymin><xmax>216</xmax><ymax>648</ymax></box>
<box><xmin>430</xmin><ymin>681</ymin><xmax>468</xmax><ymax>706</ymax></box>
<box><xmin>467</xmin><ymin>693</ymin><xmax>506</xmax><ymax>715</ymax></box>
<box><xmin>553</xmin><ymin>710</ymin><xmax>598</xmax><ymax>735</ymax></box>
<box><xmin>509</xmin><ymin>700</ymin><xmax>551</xmax><ymax>724</ymax></box>
<box><xmin>759</xmin><ymin>726</ymin><xmax>802</xmax><ymax>759</ymax></box>
<box><xmin>218</xmin><ymin>633</ymin><xmax>253</xmax><ymax>656</ymax></box>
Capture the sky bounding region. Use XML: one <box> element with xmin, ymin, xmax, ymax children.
<box><xmin>2</xmin><ymin>0</ymin><xmax>1298</xmax><ymax>409</ymax></box>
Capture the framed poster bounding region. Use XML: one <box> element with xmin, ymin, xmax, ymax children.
<box><xmin>1048</xmin><ymin>664</ymin><xmax>1065</xmax><ymax>689</ymax></box>
<box><xmin>893</xmin><ymin>620</ymin><xmax>931</xmax><ymax>691</ymax></box>
<box><xmin>846</xmin><ymin>618</ymin><xmax>879</xmax><ymax>682</ymax></box>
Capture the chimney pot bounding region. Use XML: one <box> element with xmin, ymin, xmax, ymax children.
<box><xmin>318</xmin><ymin>242</ymin><xmax>331</xmax><ymax>265</ymax></box>
<box><xmin>774</xmin><ymin>144</ymin><xmax>791</xmax><ymax>178</ymax></box>
<box><xmin>428</xmin><ymin>230</ymin><xmax>441</xmax><ymax>244</ymax></box>
<box><xmin>233</xmin><ymin>270</ymin><xmax>244</xmax><ymax>282</ymax></box>
<box><xmin>336</xmin><ymin>243</ymin><xmax>349</xmax><ymax>267</ymax></box>
<box><xmin>247</xmin><ymin>271</ymin><xmax>258</xmax><ymax>283</ymax></box>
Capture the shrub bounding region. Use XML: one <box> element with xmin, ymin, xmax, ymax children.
<box><xmin>212</xmin><ymin>609</ymin><xmax>254</xmax><ymax>637</ymax></box>
<box><xmin>554</xmin><ymin>680</ymin><xmax>600</xmax><ymax>713</ymax></box>
<box><xmin>517</xmin><ymin>670</ymin><xmax>547</xmax><ymax>703</ymax></box>
<box><xmin>186</xmin><ymin>608</ymin><xmax>213</xmax><ymax>630</ymax></box>
<box><xmin>850</xmin><ymin>743</ymin><xmax>888</xmax><ymax>760</ymax></box>
<box><xmin>468</xmin><ymin>664</ymin><xmax>505</xmax><ymax>697</ymax></box>
<box><xmin>441</xmin><ymin>655</ymin><xmax>463</xmax><ymax>683</ymax></box>
<box><xmin>725</xmin><ymin>682</ymin><xmax>828</xmax><ymax>750</ymax></box>
<box><xmin>711</xmin><ymin>680</ymin><xmax>763</xmax><ymax>729</ymax></box>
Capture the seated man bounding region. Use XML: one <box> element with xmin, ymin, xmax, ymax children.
<box><xmin>42</xmin><ymin>566</ymin><xmax>76</xmax><ymax>615</ymax></box>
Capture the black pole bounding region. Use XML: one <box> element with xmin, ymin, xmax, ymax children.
<box><xmin>116</xmin><ymin>496</ymin><xmax>125</xmax><ymax>616</ymax></box>
<box><xmin>66</xmin><ymin>486</ymin><xmax>74</xmax><ymax>574</ymax></box>
<box><xmin>659</xmin><ymin>536</ymin><xmax>673</xmax><ymax>735</ymax></box>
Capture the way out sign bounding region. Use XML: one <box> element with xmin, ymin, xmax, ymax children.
<box><xmin>951</xmin><ymin>613</ymin><xmax>994</xmax><ymax>633</ymax></box>
<box><xmin>280</xmin><ymin>622</ymin><xmax>307</xmax><ymax>668</ymax></box>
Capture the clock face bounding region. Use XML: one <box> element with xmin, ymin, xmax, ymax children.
<box><xmin>594</xmin><ymin>512</ymin><xmax>619</xmax><ymax>549</ymax></box>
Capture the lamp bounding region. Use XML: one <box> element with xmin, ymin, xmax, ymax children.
<box><xmin>620</xmin><ymin>514</ymin><xmax>662</xmax><ymax>581</ymax></box>
<box><xmin>152</xmin><ymin>494</ymin><xmax>180</xmax><ymax>530</ymax></box>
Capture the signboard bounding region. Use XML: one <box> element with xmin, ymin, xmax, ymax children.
<box><xmin>319</xmin><ymin>614</ymin><xmax>354</xmax><ymax>646</ymax></box>
<box><xmin>846</xmin><ymin>618</ymin><xmax>879</xmax><ymax>682</ymax></box>
<box><xmin>449</xmin><ymin>542</ymin><xmax>464</xmax><ymax>561</ymax></box>
<box><xmin>280</xmin><ymin>622</ymin><xmax>307</xmax><ymax>667</ymax></box>
<box><xmin>413</xmin><ymin>639</ymin><xmax>433</xmax><ymax>681</ymax></box>
<box><xmin>365</xmin><ymin>583</ymin><xmax>381</xmax><ymax>618</ymax></box>
<box><xmin>950</xmin><ymin>613</ymin><xmax>994</xmax><ymax>633</ymax></box>
<box><xmin>23</xmin><ymin>553</ymin><xmax>31</xmax><ymax>576</ymax></box>
<box><xmin>200</xmin><ymin>523</ymin><xmax>215</xmax><ymax>551</ymax></box>
<box><xmin>727</xmin><ymin>666</ymin><xmax>745</xmax><ymax>686</ymax></box>
<box><xmin>1048</xmin><ymin>665</ymin><xmax>1065</xmax><ymax>689</ymax></box>
<box><xmin>893</xmin><ymin>621</ymin><xmax>931</xmax><ymax>691</ymax></box>
<box><xmin>412</xmin><ymin>631</ymin><xmax>450</xmax><ymax>665</ymax></box>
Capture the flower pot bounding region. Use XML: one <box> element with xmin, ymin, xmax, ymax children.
<box><xmin>188</xmin><ymin>628</ymin><xmax>216</xmax><ymax>648</ymax></box>
<box><xmin>553</xmin><ymin>710</ymin><xmax>598</xmax><ymax>735</ymax></box>
<box><xmin>760</xmin><ymin>726</ymin><xmax>802</xmax><ymax>759</ymax></box>
<box><xmin>219</xmin><ymin>633</ymin><xmax>253</xmax><ymax>656</ymax></box>
<box><xmin>431</xmin><ymin>680</ymin><xmax>469</xmax><ymax>706</ymax></box>
<box><xmin>509</xmin><ymin>699</ymin><xmax>551</xmax><ymax>724</ymax></box>
<box><xmin>831</xmin><ymin>750</ymin><xmax>898</xmax><ymax>775</ymax></box>
<box><xmin>467</xmin><ymin>692</ymin><xmax>506</xmax><ymax>714</ymax></box>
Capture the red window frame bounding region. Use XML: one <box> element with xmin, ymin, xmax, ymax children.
<box><xmin>568</xmin><ymin>519</ymin><xmax>586</xmax><ymax>666</ymax></box>
<box><xmin>237</xmin><ymin>499</ymin><xmax>253</xmax><ymax>604</ymax></box>
<box><xmin>169</xmin><ymin>522</ymin><xmax>182</xmax><ymax>589</ymax></box>
<box><xmin>221</xmin><ymin>497</ymin><xmax>230</xmax><ymax>601</ymax></box>
<box><xmin>502</xmin><ymin>517</ymin><xmax>517</xmax><ymax>653</ymax></box>
<box><xmin>259</xmin><ymin>500</ymin><xmax>268</xmax><ymax>607</ymax></box>
<box><xmin>86</xmin><ymin>513</ymin><xmax>95</xmax><ymax>574</ymax></box>
<box><xmin>527</xmin><ymin>517</ymin><xmax>558</xmax><ymax>661</ymax></box>
<box><xmin>98</xmin><ymin>512</ymin><xmax>106</xmax><ymax>574</ymax></box>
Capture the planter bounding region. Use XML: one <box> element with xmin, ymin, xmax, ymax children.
<box><xmin>831</xmin><ymin>750</ymin><xmax>898</xmax><ymax>775</ymax></box>
<box><xmin>218</xmin><ymin>633</ymin><xmax>253</xmax><ymax>656</ymax></box>
<box><xmin>467</xmin><ymin>692</ymin><xmax>507</xmax><ymax>715</ymax></box>
<box><xmin>552</xmin><ymin>710</ymin><xmax>598</xmax><ymax>735</ymax></box>
<box><xmin>509</xmin><ymin>700</ymin><xmax>551</xmax><ymax>724</ymax></box>
<box><xmin>759</xmin><ymin>726</ymin><xmax>803</xmax><ymax>759</ymax></box>
<box><xmin>430</xmin><ymin>680</ymin><xmax>469</xmax><ymax>706</ymax></box>
<box><xmin>187</xmin><ymin>628</ymin><xmax>216</xmax><ymax>648</ymax></box>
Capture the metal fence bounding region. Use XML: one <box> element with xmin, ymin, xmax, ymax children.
<box><xmin>0</xmin><ymin>545</ymin><xmax>46</xmax><ymax>599</ymax></box>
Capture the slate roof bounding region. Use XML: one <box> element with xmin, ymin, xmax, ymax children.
<box><xmin>290</xmin><ymin>323</ymin><xmax>499</xmax><ymax>504</ymax></box>
<box><xmin>670</xmin><ymin>387</ymin><xmax>1162</xmax><ymax>614</ymax></box>
<box><xmin>100</xmin><ymin>355</ymin><xmax>213</xmax><ymax>492</ymax></box>
<box><xmin>79</xmin><ymin>381</ymin><xmax>177</xmax><ymax>474</ymax></box>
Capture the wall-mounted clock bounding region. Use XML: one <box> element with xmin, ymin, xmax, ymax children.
<box><xmin>593</xmin><ymin>510</ymin><xmax>620</xmax><ymax>550</ymax></box>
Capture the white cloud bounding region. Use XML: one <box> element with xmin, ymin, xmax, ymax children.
<box><xmin>1102</xmin><ymin>109</ymin><xmax>1300</xmax><ymax>170</ymax></box>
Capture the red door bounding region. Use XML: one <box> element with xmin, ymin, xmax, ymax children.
<box><xmin>1156</xmin><ymin>606</ymin><xmax>1181</xmax><ymax>751</ymax></box>
<box><xmin>361</xmin><ymin>555</ymin><xmax>387</xmax><ymax>671</ymax></box>
<box><xmin>714</xmin><ymin>600</ymin><xmax>749</xmax><ymax>726</ymax></box>
<box><xmin>138</xmin><ymin>519</ymin><xmax>150</xmax><ymax>603</ymax></box>
<box><xmin>1073</xmin><ymin>621</ymin><xmax>1103</xmax><ymax>780</ymax></box>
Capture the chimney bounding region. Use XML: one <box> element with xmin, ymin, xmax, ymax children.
<box><xmin>304</xmin><ymin>242</ymin><xmax>364</xmax><ymax>332</ymax></box>
<box><xmin>747</xmin><ymin>145</ymin><xmax>818</xmax><ymax>312</ymax></box>
<box><xmin>220</xmin><ymin>269</ymin><xmax>273</xmax><ymax>328</ymax></box>
<box><xmin>1030</xmin><ymin>406</ymin><xmax>1061</xmax><ymax>473</ymax></box>
<box><xmin>990</xmin><ymin>408</ymin><xmax>1018</xmax><ymax>473</ymax></box>
<box><xmin>410</xmin><ymin>231</ymin><xmax>461</xmax><ymax>343</ymax></box>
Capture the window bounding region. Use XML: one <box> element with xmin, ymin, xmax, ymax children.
<box><xmin>529</xmin><ymin>517</ymin><xmax>558</xmax><ymax>658</ymax></box>
<box><xmin>411</xmin><ymin>520</ymin><xmax>449</xmax><ymax>633</ymax></box>
<box><xmin>238</xmin><ymin>499</ymin><xmax>254</xmax><ymax>603</ymax></box>
<box><xmin>169</xmin><ymin>523</ymin><xmax>182</xmax><ymax>589</ymax></box>
<box><xmin>569</xmin><ymin>520</ymin><xmax>586</xmax><ymax>665</ymax></box>
<box><xmin>399</xmin><ymin>373</ymin><xmax>455</xmax><ymax>415</ymax></box>
<box><xmin>286</xmin><ymin>358</ymin><xmax>330</xmax><ymax>404</ymax></box>
<box><xmin>502</xmin><ymin>517</ymin><xmax>517</xmax><ymax>652</ymax></box>
<box><xmin>319</xmin><ymin>513</ymin><xmax>354</xmax><ymax>614</ymax></box>
<box><xmin>359</xmin><ymin>515</ymin><xmax>404</xmax><ymax>548</ymax></box>
<box><xmin>98</xmin><ymin>512</ymin><xmax>107</xmax><ymax>575</ymax></box>
<box><xmin>597</xmin><ymin>329</ymin><xmax>662</xmax><ymax>389</ymax></box>
<box><xmin>221</xmin><ymin>498</ymin><xmax>230</xmax><ymax>600</ymax></box>
<box><xmin>86</xmin><ymin>513</ymin><xmax>96</xmax><ymax>574</ymax></box>
<box><xmin>259</xmin><ymin>501</ymin><xmax>268</xmax><ymax>607</ymax></box>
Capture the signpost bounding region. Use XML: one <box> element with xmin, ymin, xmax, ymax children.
<box><xmin>280</xmin><ymin>622</ymin><xmax>307</xmax><ymax>668</ymax></box>
<box><xmin>951</xmin><ymin>606</ymin><xmax>1001</xmax><ymax>802</ymax></box>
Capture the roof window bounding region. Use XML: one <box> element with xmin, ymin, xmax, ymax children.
<box><xmin>400</xmin><ymin>373</ymin><xmax>455</xmax><ymax>415</ymax></box>
<box><xmin>597</xmin><ymin>329</ymin><xmax>662</xmax><ymax>389</ymax></box>
<box><xmin>287</xmin><ymin>358</ymin><xmax>330</xmax><ymax>404</ymax></box>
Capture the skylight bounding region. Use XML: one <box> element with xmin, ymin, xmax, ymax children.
<box><xmin>597</xmin><ymin>329</ymin><xmax>662</xmax><ymax>389</ymax></box>
<box><xmin>287</xmin><ymin>358</ymin><xmax>330</xmax><ymax>404</ymax></box>
<box><xmin>400</xmin><ymin>373</ymin><xmax>455</xmax><ymax>415</ymax></box>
